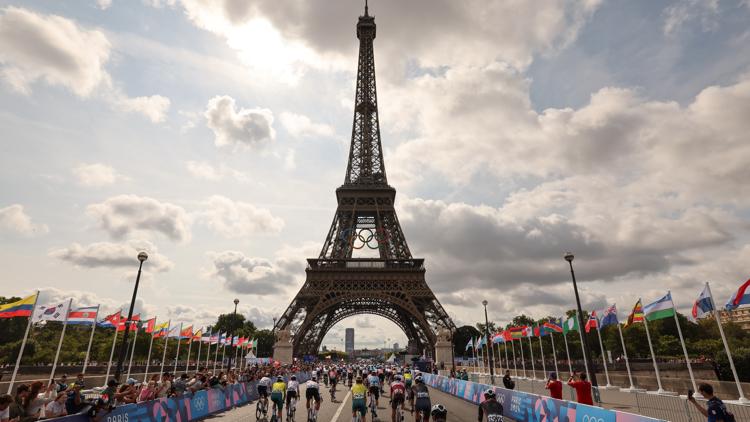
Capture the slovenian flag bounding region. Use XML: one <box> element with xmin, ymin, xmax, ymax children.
<box><xmin>725</xmin><ymin>278</ymin><xmax>750</xmax><ymax>311</ymax></box>
<box><xmin>67</xmin><ymin>306</ymin><xmax>99</xmax><ymax>325</ymax></box>
<box><xmin>644</xmin><ymin>293</ymin><xmax>676</xmax><ymax>321</ymax></box>
<box><xmin>692</xmin><ymin>285</ymin><xmax>714</xmax><ymax>319</ymax></box>
<box><xmin>0</xmin><ymin>293</ymin><xmax>38</xmax><ymax>319</ymax></box>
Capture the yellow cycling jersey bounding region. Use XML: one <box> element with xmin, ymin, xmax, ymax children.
<box><xmin>351</xmin><ymin>383</ymin><xmax>368</xmax><ymax>400</ymax></box>
<box><xmin>271</xmin><ymin>382</ymin><xmax>286</xmax><ymax>393</ymax></box>
<box><xmin>404</xmin><ymin>373</ymin><xmax>412</xmax><ymax>381</ymax></box>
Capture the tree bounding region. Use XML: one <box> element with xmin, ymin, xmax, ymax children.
<box><xmin>476</xmin><ymin>321</ymin><xmax>497</xmax><ymax>334</ymax></box>
<box><xmin>452</xmin><ymin>325</ymin><xmax>480</xmax><ymax>358</ymax></box>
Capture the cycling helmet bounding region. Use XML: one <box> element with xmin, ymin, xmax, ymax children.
<box><xmin>415</xmin><ymin>375</ymin><xmax>423</xmax><ymax>383</ymax></box>
<box><xmin>394</xmin><ymin>375</ymin><xmax>402</xmax><ymax>381</ymax></box>
<box><xmin>430</xmin><ymin>404</ymin><xmax>447</xmax><ymax>417</ymax></box>
<box><xmin>484</xmin><ymin>388</ymin><xmax>496</xmax><ymax>399</ymax></box>
<box><xmin>276</xmin><ymin>376</ymin><xmax>283</xmax><ymax>381</ymax></box>
<box><xmin>311</xmin><ymin>376</ymin><xmax>317</xmax><ymax>381</ymax></box>
<box><xmin>291</xmin><ymin>375</ymin><xmax>297</xmax><ymax>380</ymax></box>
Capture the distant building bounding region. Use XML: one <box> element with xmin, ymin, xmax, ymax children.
<box><xmin>345</xmin><ymin>328</ymin><xmax>355</xmax><ymax>354</ymax></box>
<box><xmin>715</xmin><ymin>308</ymin><xmax>750</xmax><ymax>331</ymax></box>
<box><xmin>393</xmin><ymin>342</ymin><xmax>399</xmax><ymax>351</ymax></box>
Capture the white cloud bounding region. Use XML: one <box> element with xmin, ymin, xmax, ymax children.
<box><xmin>184</xmin><ymin>161</ymin><xmax>251</xmax><ymax>183</ymax></box>
<box><xmin>0</xmin><ymin>7</ymin><xmax>170</xmax><ymax>121</ymax></box>
<box><xmin>279</xmin><ymin>112</ymin><xmax>335</xmax><ymax>138</ymax></box>
<box><xmin>87</xmin><ymin>195</ymin><xmax>191</xmax><ymax>242</ymax></box>
<box><xmin>36</xmin><ymin>286</ymin><xmax>156</xmax><ymax>320</ymax></box>
<box><xmin>205</xmin><ymin>95</ymin><xmax>275</xmax><ymax>150</ymax></box>
<box><xmin>0</xmin><ymin>204</ymin><xmax>49</xmax><ymax>236</ymax></box>
<box><xmin>72</xmin><ymin>163</ymin><xmax>127</xmax><ymax>187</ymax></box>
<box><xmin>96</xmin><ymin>0</ymin><xmax>113</xmax><ymax>10</ymax></box>
<box><xmin>197</xmin><ymin>195</ymin><xmax>284</xmax><ymax>238</ymax></box>
<box><xmin>49</xmin><ymin>239</ymin><xmax>173</xmax><ymax>272</ymax></box>
<box><xmin>663</xmin><ymin>0</ymin><xmax>720</xmax><ymax>35</ymax></box>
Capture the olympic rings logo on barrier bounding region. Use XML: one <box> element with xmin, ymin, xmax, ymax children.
<box><xmin>581</xmin><ymin>416</ymin><xmax>605</xmax><ymax>422</ymax></box>
<box><xmin>339</xmin><ymin>227</ymin><xmax>390</xmax><ymax>249</ymax></box>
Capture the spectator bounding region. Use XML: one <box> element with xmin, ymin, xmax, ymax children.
<box><xmin>545</xmin><ymin>372</ymin><xmax>563</xmax><ymax>400</ymax></box>
<box><xmin>173</xmin><ymin>374</ymin><xmax>188</xmax><ymax>395</ymax></box>
<box><xmin>115</xmin><ymin>380</ymin><xmax>137</xmax><ymax>404</ymax></box>
<box><xmin>86</xmin><ymin>399</ymin><xmax>110</xmax><ymax>422</ymax></box>
<box><xmin>9</xmin><ymin>384</ymin><xmax>31</xmax><ymax>422</ymax></box>
<box><xmin>188</xmin><ymin>375</ymin><xmax>205</xmax><ymax>393</ymax></box>
<box><xmin>688</xmin><ymin>383</ymin><xmax>736</xmax><ymax>422</ymax></box>
<box><xmin>64</xmin><ymin>384</ymin><xmax>83</xmax><ymax>415</ymax></box>
<box><xmin>502</xmin><ymin>370</ymin><xmax>515</xmax><ymax>390</ymax></box>
<box><xmin>45</xmin><ymin>393</ymin><xmax>68</xmax><ymax>418</ymax></box>
<box><xmin>56</xmin><ymin>375</ymin><xmax>68</xmax><ymax>393</ymax></box>
<box><xmin>156</xmin><ymin>373</ymin><xmax>172</xmax><ymax>398</ymax></box>
<box><xmin>0</xmin><ymin>394</ymin><xmax>12</xmax><ymax>422</ymax></box>
<box><xmin>75</xmin><ymin>373</ymin><xmax>85</xmax><ymax>389</ymax></box>
<box><xmin>138</xmin><ymin>381</ymin><xmax>156</xmax><ymax>403</ymax></box>
<box><xmin>26</xmin><ymin>381</ymin><xmax>46</xmax><ymax>418</ymax></box>
<box><xmin>567</xmin><ymin>372</ymin><xmax>593</xmax><ymax>406</ymax></box>
<box><xmin>102</xmin><ymin>379</ymin><xmax>118</xmax><ymax>407</ymax></box>
<box><xmin>460</xmin><ymin>369</ymin><xmax>469</xmax><ymax>381</ymax></box>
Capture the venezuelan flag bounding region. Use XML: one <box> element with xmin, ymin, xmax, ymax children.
<box><xmin>0</xmin><ymin>293</ymin><xmax>37</xmax><ymax>318</ymax></box>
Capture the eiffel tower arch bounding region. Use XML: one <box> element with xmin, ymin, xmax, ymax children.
<box><xmin>273</xmin><ymin>4</ymin><xmax>456</xmax><ymax>363</ymax></box>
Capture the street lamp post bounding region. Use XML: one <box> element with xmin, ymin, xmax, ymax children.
<box><xmin>114</xmin><ymin>252</ymin><xmax>148</xmax><ymax>382</ymax></box>
<box><xmin>482</xmin><ymin>300</ymin><xmax>495</xmax><ymax>384</ymax></box>
<box><xmin>227</xmin><ymin>299</ymin><xmax>239</xmax><ymax>371</ymax></box>
<box><xmin>564</xmin><ymin>252</ymin><xmax>599</xmax><ymax>389</ymax></box>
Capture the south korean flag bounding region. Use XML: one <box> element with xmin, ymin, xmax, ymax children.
<box><xmin>32</xmin><ymin>301</ymin><xmax>71</xmax><ymax>323</ymax></box>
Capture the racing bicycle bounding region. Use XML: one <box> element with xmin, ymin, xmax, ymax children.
<box><xmin>256</xmin><ymin>396</ymin><xmax>268</xmax><ymax>420</ymax></box>
<box><xmin>287</xmin><ymin>396</ymin><xmax>297</xmax><ymax>422</ymax></box>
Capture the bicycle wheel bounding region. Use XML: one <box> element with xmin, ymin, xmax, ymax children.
<box><xmin>256</xmin><ymin>402</ymin><xmax>262</xmax><ymax>420</ymax></box>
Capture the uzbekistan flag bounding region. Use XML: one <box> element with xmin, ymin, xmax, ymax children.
<box><xmin>543</xmin><ymin>318</ymin><xmax>563</xmax><ymax>333</ymax></box>
<box><xmin>644</xmin><ymin>292</ymin><xmax>675</xmax><ymax>321</ymax></box>
<box><xmin>624</xmin><ymin>300</ymin><xmax>644</xmax><ymax>327</ymax></box>
<box><xmin>725</xmin><ymin>278</ymin><xmax>750</xmax><ymax>311</ymax></box>
<box><xmin>67</xmin><ymin>306</ymin><xmax>99</xmax><ymax>325</ymax></box>
<box><xmin>0</xmin><ymin>293</ymin><xmax>38</xmax><ymax>319</ymax></box>
<box><xmin>692</xmin><ymin>285</ymin><xmax>714</xmax><ymax>319</ymax></box>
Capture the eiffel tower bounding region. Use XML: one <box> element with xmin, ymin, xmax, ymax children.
<box><xmin>273</xmin><ymin>3</ymin><xmax>455</xmax><ymax>362</ymax></box>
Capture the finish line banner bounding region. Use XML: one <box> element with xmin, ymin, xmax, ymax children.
<box><xmin>49</xmin><ymin>373</ymin><xmax>311</xmax><ymax>422</ymax></box>
<box><xmin>420</xmin><ymin>373</ymin><xmax>665</xmax><ymax>422</ymax></box>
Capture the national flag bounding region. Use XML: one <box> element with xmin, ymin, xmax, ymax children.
<box><xmin>232</xmin><ymin>335</ymin><xmax>239</xmax><ymax>346</ymax></box>
<box><xmin>599</xmin><ymin>304</ymin><xmax>618</xmax><ymax>328</ymax></box>
<box><xmin>117</xmin><ymin>314</ymin><xmax>140</xmax><ymax>332</ymax></box>
<box><xmin>252</xmin><ymin>338</ymin><xmax>258</xmax><ymax>348</ymax></box>
<box><xmin>533</xmin><ymin>324</ymin><xmax>548</xmax><ymax>337</ymax></box>
<box><xmin>543</xmin><ymin>318</ymin><xmax>563</xmax><ymax>333</ymax></box>
<box><xmin>98</xmin><ymin>311</ymin><xmax>122</xmax><ymax>328</ymax></box>
<box><xmin>167</xmin><ymin>324</ymin><xmax>181</xmax><ymax>338</ymax></box>
<box><xmin>152</xmin><ymin>321</ymin><xmax>170</xmax><ymax>338</ymax></box>
<box><xmin>625</xmin><ymin>300</ymin><xmax>644</xmax><ymax>327</ymax></box>
<box><xmin>725</xmin><ymin>278</ymin><xmax>750</xmax><ymax>311</ymax></box>
<box><xmin>210</xmin><ymin>333</ymin><xmax>219</xmax><ymax>344</ymax></box>
<box><xmin>644</xmin><ymin>293</ymin><xmax>675</xmax><ymax>321</ymax></box>
<box><xmin>465</xmin><ymin>337</ymin><xmax>473</xmax><ymax>351</ymax></box>
<box><xmin>522</xmin><ymin>326</ymin><xmax>534</xmax><ymax>338</ymax></box>
<box><xmin>180</xmin><ymin>325</ymin><xmax>193</xmax><ymax>339</ymax></box>
<box><xmin>692</xmin><ymin>285</ymin><xmax>714</xmax><ymax>320</ymax></box>
<box><xmin>237</xmin><ymin>336</ymin><xmax>246</xmax><ymax>346</ymax></box>
<box><xmin>67</xmin><ymin>306</ymin><xmax>99</xmax><ymax>325</ymax></box>
<box><xmin>32</xmin><ymin>301</ymin><xmax>71</xmax><ymax>323</ymax></box>
<box><xmin>192</xmin><ymin>329</ymin><xmax>203</xmax><ymax>342</ymax></box>
<box><xmin>219</xmin><ymin>332</ymin><xmax>227</xmax><ymax>345</ymax></box>
<box><xmin>144</xmin><ymin>317</ymin><xmax>157</xmax><ymax>334</ymax></box>
<box><xmin>0</xmin><ymin>293</ymin><xmax>37</xmax><ymax>319</ymax></box>
<box><xmin>507</xmin><ymin>326</ymin><xmax>525</xmax><ymax>340</ymax></box>
<box><xmin>585</xmin><ymin>311</ymin><xmax>598</xmax><ymax>333</ymax></box>
<box><xmin>202</xmin><ymin>331</ymin><xmax>211</xmax><ymax>343</ymax></box>
<box><xmin>492</xmin><ymin>331</ymin><xmax>505</xmax><ymax>344</ymax></box>
<box><xmin>563</xmin><ymin>315</ymin><xmax>578</xmax><ymax>334</ymax></box>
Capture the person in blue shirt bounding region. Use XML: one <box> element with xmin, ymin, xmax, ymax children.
<box><xmin>688</xmin><ymin>383</ymin><xmax>735</xmax><ymax>422</ymax></box>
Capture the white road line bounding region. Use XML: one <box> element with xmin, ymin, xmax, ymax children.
<box><xmin>332</xmin><ymin>389</ymin><xmax>352</xmax><ymax>421</ymax></box>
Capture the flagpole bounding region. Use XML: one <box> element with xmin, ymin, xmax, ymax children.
<box><xmin>562</xmin><ymin>330</ymin><xmax>573</xmax><ymax>375</ymax></box>
<box><xmin>617</xmin><ymin>322</ymin><xmax>637</xmax><ymax>391</ymax></box>
<box><xmin>641</xmin><ymin>302</ymin><xmax>665</xmax><ymax>394</ymax></box>
<box><xmin>549</xmin><ymin>332</ymin><xmax>559</xmax><ymax>376</ymax></box>
<box><xmin>105</xmin><ymin>310</ymin><xmax>122</xmax><ymax>385</ymax></box>
<box><xmin>195</xmin><ymin>330</ymin><xmax>204</xmax><ymax>372</ymax></box>
<box><xmin>213</xmin><ymin>334</ymin><xmax>220</xmax><ymax>372</ymax></box>
<box><xmin>82</xmin><ymin>305</ymin><xmax>99</xmax><ymax>375</ymax></box>
<box><xmin>220</xmin><ymin>340</ymin><xmax>227</xmax><ymax>370</ymax></box>
<box><xmin>669</xmin><ymin>291</ymin><xmax>697</xmax><ymax>394</ymax></box>
<box><xmin>234</xmin><ymin>342</ymin><xmax>240</xmax><ymax>371</ymax></box>
<box><xmin>503</xmin><ymin>342</ymin><xmax>510</xmax><ymax>376</ymax></box>
<box><xmin>185</xmin><ymin>331</ymin><xmax>194</xmax><ymax>373</ymax></box>
<box><xmin>143</xmin><ymin>326</ymin><xmax>155</xmax><ymax>383</ymax></box>
<box><xmin>48</xmin><ymin>298</ymin><xmax>72</xmax><ymax>386</ymax></box>
<box><xmin>470</xmin><ymin>339</ymin><xmax>476</xmax><ymax>373</ymax></box>
<box><xmin>160</xmin><ymin>320</ymin><xmax>171</xmax><ymax>375</ymax></box>
<box><xmin>539</xmin><ymin>334</ymin><xmax>548</xmax><ymax>379</ymax></box>
<box><xmin>510</xmin><ymin>339</ymin><xmax>518</xmax><ymax>377</ymax></box>
<box><xmin>7</xmin><ymin>291</ymin><xmax>39</xmax><ymax>394</ymax></box>
<box><xmin>205</xmin><ymin>329</ymin><xmax>212</xmax><ymax>370</ymax></box>
<box><xmin>527</xmin><ymin>336</ymin><xmax>536</xmax><ymax>380</ymax></box>
<box><xmin>126</xmin><ymin>323</ymin><xmax>139</xmax><ymax>380</ymax></box>
<box><xmin>496</xmin><ymin>342</ymin><xmax>502</xmax><ymax>374</ymax></box>
<box><xmin>173</xmin><ymin>323</ymin><xmax>183</xmax><ymax>374</ymax></box>
<box><xmin>519</xmin><ymin>337</ymin><xmax>527</xmax><ymax>379</ymax></box>
<box><xmin>706</xmin><ymin>282</ymin><xmax>748</xmax><ymax>403</ymax></box>
<box><xmin>594</xmin><ymin>322</ymin><xmax>612</xmax><ymax>387</ymax></box>
<box><xmin>575</xmin><ymin>313</ymin><xmax>591</xmax><ymax>381</ymax></box>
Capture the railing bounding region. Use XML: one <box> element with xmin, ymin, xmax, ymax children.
<box><xmin>307</xmin><ymin>258</ymin><xmax>425</xmax><ymax>270</ymax></box>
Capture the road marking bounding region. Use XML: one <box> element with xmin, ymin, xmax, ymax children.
<box><xmin>332</xmin><ymin>389</ymin><xmax>352</xmax><ymax>421</ymax></box>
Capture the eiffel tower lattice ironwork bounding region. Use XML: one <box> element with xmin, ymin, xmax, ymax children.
<box><xmin>273</xmin><ymin>4</ymin><xmax>456</xmax><ymax>359</ymax></box>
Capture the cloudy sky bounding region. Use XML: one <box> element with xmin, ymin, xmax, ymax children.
<box><xmin>1</xmin><ymin>0</ymin><xmax>750</xmax><ymax>351</ymax></box>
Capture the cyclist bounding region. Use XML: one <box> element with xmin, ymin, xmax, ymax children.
<box><xmin>404</xmin><ymin>370</ymin><xmax>413</xmax><ymax>409</ymax></box>
<box><xmin>348</xmin><ymin>369</ymin><xmax>354</xmax><ymax>386</ymax></box>
<box><xmin>390</xmin><ymin>375</ymin><xmax>406</xmax><ymax>422</ymax></box>
<box><xmin>412</xmin><ymin>376</ymin><xmax>432</xmax><ymax>421</ymax></box>
<box><xmin>430</xmin><ymin>404</ymin><xmax>447</xmax><ymax>422</ymax></box>
<box><xmin>329</xmin><ymin>367</ymin><xmax>338</xmax><ymax>391</ymax></box>
<box><xmin>271</xmin><ymin>376</ymin><xmax>286</xmax><ymax>421</ymax></box>
<box><xmin>478</xmin><ymin>389</ymin><xmax>503</xmax><ymax>421</ymax></box>
<box><xmin>378</xmin><ymin>368</ymin><xmax>386</xmax><ymax>394</ymax></box>
<box><xmin>258</xmin><ymin>374</ymin><xmax>272</xmax><ymax>410</ymax></box>
<box><xmin>351</xmin><ymin>376</ymin><xmax>368</xmax><ymax>421</ymax></box>
<box><xmin>367</xmin><ymin>371</ymin><xmax>381</xmax><ymax>408</ymax></box>
<box><xmin>305</xmin><ymin>376</ymin><xmax>321</xmax><ymax>413</ymax></box>
<box><xmin>286</xmin><ymin>375</ymin><xmax>300</xmax><ymax>415</ymax></box>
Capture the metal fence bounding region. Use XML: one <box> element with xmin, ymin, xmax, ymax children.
<box><xmin>467</xmin><ymin>373</ymin><xmax>750</xmax><ymax>422</ymax></box>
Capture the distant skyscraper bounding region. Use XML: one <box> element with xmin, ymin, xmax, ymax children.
<box><xmin>345</xmin><ymin>328</ymin><xmax>355</xmax><ymax>354</ymax></box>
<box><xmin>393</xmin><ymin>342</ymin><xmax>399</xmax><ymax>351</ymax></box>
